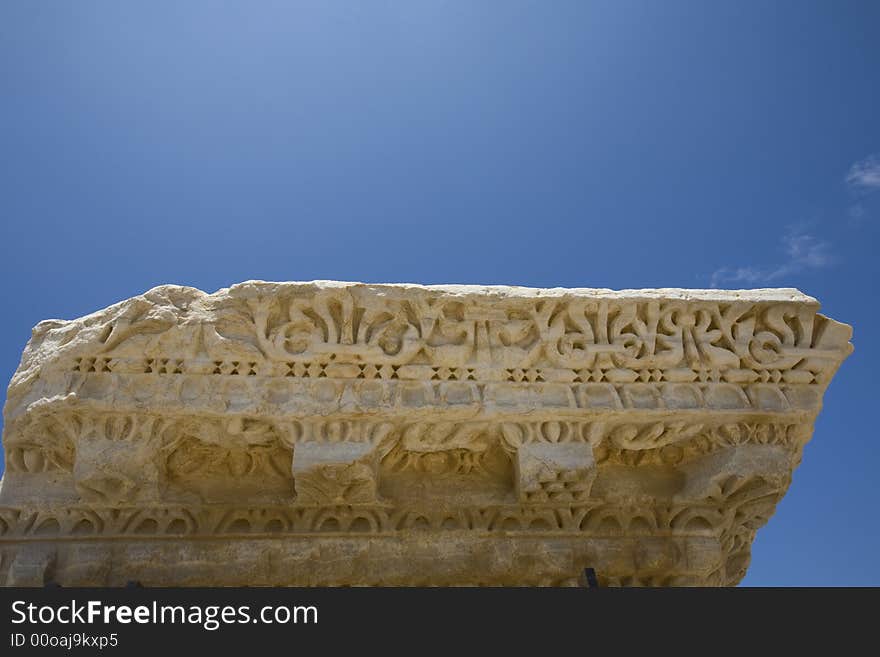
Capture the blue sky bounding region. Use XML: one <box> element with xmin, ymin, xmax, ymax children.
<box><xmin>1</xmin><ymin>2</ymin><xmax>878</xmax><ymax>585</ymax></box>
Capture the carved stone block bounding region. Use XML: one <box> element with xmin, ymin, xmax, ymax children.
<box><xmin>292</xmin><ymin>442</ymin><xmax>380</xmax><ymax>504</ymax></box>
<box><xmin>0</xmin><ymin>281</ymin><xmax>852</xmax><ymax>586</ymax></box>
<box><xmin>515</xmin><ymin>443</ymin><xmax>596</xmax><ymax>503</ymax></box>
<box><xmin>7</xmin><ymin>546</ymin><xmax>55</xmax><ymax>586</ymax></box>
<box><xmin>677</xmin><ymin>445</ymin><xmax>792</xmax><ymax>502</ymax></box>
<box><xmin>74</xmin><ymin>436</ymin><xmax>159</xmax><ymax>504</ymax></box>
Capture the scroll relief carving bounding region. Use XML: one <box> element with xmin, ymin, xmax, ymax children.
<box><xmin>0</xmin><ymin>282</ymin><xmax>852</xmax><ymax>586</ymax></box>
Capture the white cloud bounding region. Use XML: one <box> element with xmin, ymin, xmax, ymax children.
<box><xmin>710</xmin><ymin>228</ymin><xmax>832</xmax><ymax>288</ymax></box>
<box><xmin>846</xmin><ymin>154</ymin><xmax>880</xmax><ymax>191</ymax></box>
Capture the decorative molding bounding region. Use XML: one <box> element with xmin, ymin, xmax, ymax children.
<box><xmin>0</xmin><ymin>281</ymin><xmax>852</xmax><ymax>586</ymax></box>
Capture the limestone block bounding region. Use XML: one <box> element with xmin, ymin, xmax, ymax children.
<box><xmin>7</xmin><ymin>546</ymin><xmax>55</xmax><ymax>586</ymax></box>
<box><xmin>74</xmin><ymin>436</ymin><xmax>159</xmax><ymax>504</ymax></box>
<box><xmin>515</xmin><ymin>443</ymin><xmax>596</xmax><ymax>503</ymax></box>
<box><xmin>0</xmin><ymin>281</ymin><xmax>853</xmax><ymax>586</ymax></box>
<box><xmin>677</xmin><ymin>445</ymin><xmax>792</xmax><ymax>502</ymax></box>
<box><xmin>292</xmin><ymin>442</ymin><xmax>380</xmax><ymax>504</ymax></box>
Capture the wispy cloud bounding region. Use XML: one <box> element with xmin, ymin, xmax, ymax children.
<box><xmin>846</xmin><ymin>154</ymin><xmax>880</xmax><ymax>192</ymax></box>
<box><xmin>710</xmin><ymin>227</ymin><xmax>833</xmax><ymax>288</ymax></box>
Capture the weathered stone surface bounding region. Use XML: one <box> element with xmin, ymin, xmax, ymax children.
<box><xmin>0</xmin><ymin>281</ymin><xmax>852</xmax><ymax>586</ymax></box>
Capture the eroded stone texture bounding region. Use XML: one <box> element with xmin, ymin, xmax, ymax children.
<box><xmin>0</xmin><ymin>281</ymin><xmax>853</xmax><ymax>586</ymax></box>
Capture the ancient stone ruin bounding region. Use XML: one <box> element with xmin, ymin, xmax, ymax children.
<box><xmin>0</xmin><ymin>281</ymin><xmax>852</xmax><ymax>586</ymax></box>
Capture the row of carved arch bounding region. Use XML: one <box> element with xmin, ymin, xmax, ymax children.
<box><xmin>0</xmin><ymin>499</ymin><xmax>774</xmax><ymax>539</ymax></box>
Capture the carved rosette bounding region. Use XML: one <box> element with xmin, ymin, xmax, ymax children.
<box><xmin>0</xmin><ymin>282</ymin><xmax>852</xmax><ymax>586</ymax></box>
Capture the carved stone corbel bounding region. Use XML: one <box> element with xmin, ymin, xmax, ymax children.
<box><xmin>292</xmin><ymin>442</ymin><xmax>382</xmax><ymax>505</ymax></box>
<box><xmin>72</xmin><ymin>416</ymin><xmax>161</xmax><ymax>504</ymax></box>
<box><xmin>514</xmin><ymin>442</ymin><xmax>597</xmax><ymax>504</ymax></box>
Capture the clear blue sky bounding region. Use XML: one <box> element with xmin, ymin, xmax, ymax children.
<box><xmin>1</xmin><ymin>2</ymin><xmax>878</xmax><ymax>585</ymax></box>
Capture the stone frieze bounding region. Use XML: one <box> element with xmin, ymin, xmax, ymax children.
<box><xmin>0</xmin><ymin>281</ymin><xmax>852</xmax><ymax>586</ymax></box>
